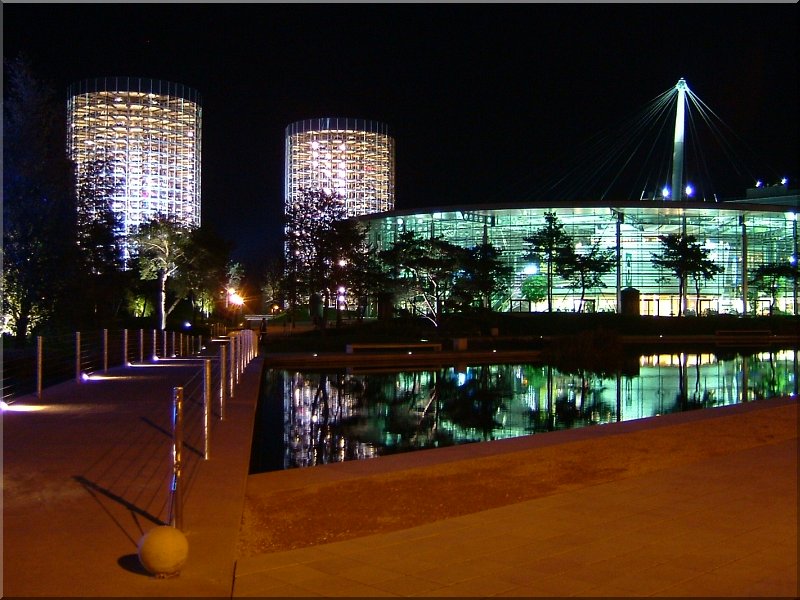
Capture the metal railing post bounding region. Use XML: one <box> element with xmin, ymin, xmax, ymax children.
<box><xmin>103</xmin><ymin>328</ymin><xmax>108</xmax><ymax>373</ymax></box>
<box><xmin>139</xmin><ymin>329</ymin><xmax>144</xmax><ymax>363</ymax></box>
<box><xmin>123</xmin><ymin>329</ymin><xmax>128</xmax><ymax>366</ymax></box>
<box><xmin>233</xmin><ymin>333</ymin><xmax>240</xmax><ymax>383</ymax></box>
<box><xmin>229</xmin><ymin>338</ymin><xmax>236</xmax><ymax>398</ymax></box>
<box><xmin>36</xmin><ymin>336</ymin><xmax>43</xmax><ymax>399</ymax></box>
<box><xmin>162</xmin><ymin>330</ymin><xmax>167</xmax><ymax>359</ymax></box>
<box><xmin>171</xmin><ymin>331</ymin><xmax>176</xmax><ymax>357</ymax></box>
<box><xmin>238</xmin><ymin>332</ymin><xmax>243</xmax><ymax>379</ymax></box>
<box><xmin>75</xmin><ymin>331</ymin><xmax>82</xmax><ymax>383</ymax></box>
<box><xmin>203</xmin><ymin>359</ymin><xmax>212</xmax><ymax>460</ymax></box>
<box><xmin>219</xmin><ymin>345</ymin><xmax>227</xmax><ymax>420</ymax></box>
<box><xmin>170</xmin><ymin>387</ymin><xmax>184</xmax><ymax>529</ymax></box>
<box><xmin>152</xmin><ymin>329</ymin><xmax>157</xmax><ymax>360</ymax></box>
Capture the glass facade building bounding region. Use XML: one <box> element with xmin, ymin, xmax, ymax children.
<box><xmin>360</xmin><ymin>199</ymin><xmax>798</xmax><ymax>316</ymax></box>
<box><xmin>67</xmin><ymin>77</ymin><xmax>202</xmax><ymax>261</ymax></box>
<box><xmin>285</xmin><ymin>118</ymin><xmax>395</xmax><ymax>220</ymax></box>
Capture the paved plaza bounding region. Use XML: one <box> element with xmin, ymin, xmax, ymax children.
<box><xmin>2</xmin><ymin>348</ymin><xmax>797</xmax><ymax>598</ymax></box>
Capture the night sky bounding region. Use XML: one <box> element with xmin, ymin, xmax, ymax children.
<box><xmin>4</xmin><ymin>3</ymin><xmax>797</xmax><ymax>273</ymax></box>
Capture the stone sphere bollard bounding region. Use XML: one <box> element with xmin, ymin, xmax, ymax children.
<box><xmin>137</xmin><ymin>525</ymin><xmax>189</xmax><ymax>578</ymax></box>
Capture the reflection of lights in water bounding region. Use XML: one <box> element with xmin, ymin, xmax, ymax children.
<box><xmin>272</xmin><ymin>349</ymin><xmax>798</xmax><ymax>469</ymax></box>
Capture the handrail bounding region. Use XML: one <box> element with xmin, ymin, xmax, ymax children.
<box><xmin>1</xmin><ymin>328</ymin><xmax>207</xmax><ymax>402</ymax></box>
<box><xmin>166</xmin><ymin>329</ymin><xmax>256</xmax><ymax>527</ymax></box>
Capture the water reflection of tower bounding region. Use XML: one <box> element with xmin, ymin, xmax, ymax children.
<box><xmin>285</xmin><ymin>371</ymin><xmax>374</xmax><ymax>468</ymax></box>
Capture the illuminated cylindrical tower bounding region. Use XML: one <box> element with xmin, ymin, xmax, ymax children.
<box><xmin>67</xmin><ymin>77</ymin><xmax>202</xmax><ymax>261</ymax></box>
<box><xmin>285</xmin><ymin>118</ymin><xmax>395</xmax><ymax>221</ymax></box>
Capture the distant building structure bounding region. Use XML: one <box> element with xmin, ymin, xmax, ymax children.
<box><xmin>67</xmin><ymin>77</ymin><xmax>202</xmax><ymax>262</ymax></box>
<box><xmin>358</xmin><ymin>196</ymin><xmax>798</xmax><ymax>317</ymax></box>
<box><xmin>283</xmin><ymin>118</ymin><xmax>395</xmax><ymax>286</ymax></box>
<box><xmin>285</xmin><ymin>118</ymin><xmax>395</xmax><ymax>220</ymax></box>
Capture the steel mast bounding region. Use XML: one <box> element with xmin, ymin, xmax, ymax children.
<box><xmin>671</xmin><ymin>78</ymin><xmax>688</xmax><ymax>200</ymax></box>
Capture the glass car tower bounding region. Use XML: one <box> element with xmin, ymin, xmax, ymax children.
<box><xmin>67</xmin><ymin>77</ymin><xmax>202</xmax><ymax>263</ymax></box>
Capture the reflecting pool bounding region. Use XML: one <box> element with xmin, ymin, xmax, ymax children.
<box><xmin>250</xmin><ymin>349</ymin><xmax>798</xmax><ymax>473</ymax></box>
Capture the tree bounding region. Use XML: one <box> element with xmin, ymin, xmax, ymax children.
<box><xmin>346</xmin><ymin>239</ymin><xmax>387</xmax><ymax>322</ymax></box>
<box><xmin>651</xmin><ymin>233</ymin><xmax>723</xmax><ymax>316</ymax></box>
<box><xmin>3</xmin><ymin>56</ymin><xmax>79</xmax><ymax>342</ymax></box>
<box><xmin>74</xmin><ymin>157</ymin><xmax>126</xmax><ymax>325</ymax></box>
<box><xmin>379</xmin><ymin>231</ymin><xmax>466</xmax><ymax>327</ymax></box>
<box><xmin>750</xmin><ymin>262</ymin><xmax>798</xmax><ymax>316</ymax></box>
<box><xmin>557</xmin><ymin>241</ymin><xmax>615</xmax><ymax>313</ymax></box>
<box><xmin>320</xmin><ymin>220</ymin><xmax>377</xmax><ymax>326</ymax></box>
<box><xmin>310</xmin><ymin>218</ymin><xmax>368</xmax><ymax>328</ymax></box>
<box><xmin>259</xmin><ymin>256</ymin><xmax>286</xmax><ymax>313</ymax></box>
<box><xmin>285</xmin><ymin>189</ymin><xmax>347</xmax><ymax>280</ymax></box>
<box><xmin>523</xmin><ymin>212</ymin><xmax>573</xmax><ymax>312</ymax></box>
<box><xmin>222</xmin><ymin>261</ymin><xmax>246</xmax><ymax>323</ymax></box>
<box><xmin>176</xmin><ymin>226</ymin><xmax>232</xmax><ymax>325</ymax></box>
<box><xmin>689</xmin><ymin>255</ymin><xmax>724</xmax><ymax>316</ymax></box>
<box><xmin>521</xmin><ymin>274</ymin><xmax>547</xmax><ymax>306</ymax></box>
<box><xmin>129</xmin><ymin>216</ymin><xmax>194</xmax><ymax>330</ymax></box>
<box><xmin>75</xmin><ymin>158</ymin><xmax>122</xmax><ymax>275</ymax></box>
<box><xmin>450</xmin><ymin>243</ymin><xmax>513</xmax><ymax>312</ymax></box>
<box><xmin>284</xmin><ymin>188</ymin><xmax>347</xmax><ymax>323</ymax></box>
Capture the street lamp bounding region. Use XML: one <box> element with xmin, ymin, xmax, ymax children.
<box><xmin>225</xmin><ymin>288</ymin><xmax>244</xmax><ymax>327</ymax></box>
<box><xmin>229</xmin><ymin>292</ymin><xmax>244</xmax><ymax>306</ymax></box>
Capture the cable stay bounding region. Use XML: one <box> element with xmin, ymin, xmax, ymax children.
<box><xmin>488</xmin><ymin>80</ymin><xmax>791</xmax><ymax>205</ymax></box>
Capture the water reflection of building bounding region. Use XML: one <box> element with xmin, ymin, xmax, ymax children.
<box><xmin>267</xmin><ymin>350</ymin><xmax>797</xmax><ymax>471</ymax></box>
<box><xmin>283</xmin><ymin>372</ymin><xmax>377</xmax><ymax>469</ymax></box>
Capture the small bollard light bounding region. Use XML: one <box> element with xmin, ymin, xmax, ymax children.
<box><xmin>137</xmin><ymin>525</ymin><xmax>189</xmax><ymax>578</ymax></box>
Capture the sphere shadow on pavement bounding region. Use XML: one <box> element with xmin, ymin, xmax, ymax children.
<box><xmin>117</xmin><ymin>553</ymin><xmax>150</xmax><ymax>576</ymax></box>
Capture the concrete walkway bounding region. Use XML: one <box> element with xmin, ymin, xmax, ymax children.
<box><xmin>2</xmin><ymin>354</ymin><xmax>263</xmax><ymax>597</ymax></box>
<box><xmin>2</xmin><ymin>349</ymin><xmax>797</xmax><ymax>597</ymax></box>
<box><xmin>234</xmin><ymin>397</ymin><xmax>797</xmax><ymax>598</ymax></box>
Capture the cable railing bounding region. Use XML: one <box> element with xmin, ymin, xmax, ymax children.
<box><xmin>4</xmin><ymin>327</ymin><xmax>257</xmax><ymax>535</ymax></box>
<box><xmin>3</xmin><ymin>326</ymin><xmax>257</xmax><ymax>545</ymax></box>
<box><xmin>2</xmin><ymin>344</ymin><xmax>37</xmax><ymax>401</ymax></box>
<box><xmin>167</xmin><ymin>329</ymin><xmax>255</xmax><ymax>528</ymax></box>
<box><xmin>1</xmin><ymin>328</ymin><xmax>209</xmax><ymax>402</ymax></box>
